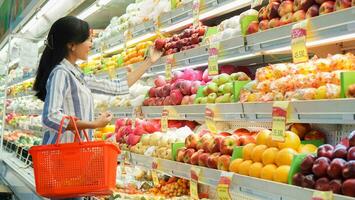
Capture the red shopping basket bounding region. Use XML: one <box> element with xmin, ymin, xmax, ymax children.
<box><xmin>29</xmin><ymin>116</ymin><xmax>120</xmax><ymax>198</ymax></box>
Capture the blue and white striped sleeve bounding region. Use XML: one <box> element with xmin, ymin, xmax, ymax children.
<box><xmin>84</xmin><ymin>75</ymin><xmax>129</xmax><ymax>96</ymax></box>
<box><xmin>42</xmin><ymin>69</ymin><xmax>70</xmax><ymax>131</ymax></box>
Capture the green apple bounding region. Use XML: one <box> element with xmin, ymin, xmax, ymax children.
<box><xmin>215</xmin><ymin>96</ymin><xmax>224</xmax><ymax>104</ymax></box>
<box><xmin>206</xmin><ymin>82</ymin><xmax>218</xmax><ymax>95</ymax></box>
<box><xmin>230</xmin><ymin>72</ymin><xmax>250</xmax><ymax>81</ymax></box>
<box><xmin>207</xmin><ymin>93</ymin><xmax>217</xmax><ymax>103</ymax></box>
<box><xmin>202</xmin><ymin>86</ymin><xmax>209</xmax><ymax>96</ymax></box>
<box><xmin>213</xmin><ymin>73</ymin><xmax>231</xmax><ymax>86</ymax></box>
<box><xmin>221</xmin><ymin>93</ymin><xmax>231</xmax><ymax>103</ymax></box>
<box><xmin>218</xmin><ymin>84</ymin><xmax>224</xmax><ymax>94</ymax></box>
<box><xmin>195</xmin><ymin>97</ymin><xmax>203</xmax><ymax>104</ymax></box>
<box><xmin>222</xmin><ymin>82</ymin><xmax>233</xmax><ymax>94</ymax></box>
<box><xmin>230</xmin><ymin>94</ymin><xmax>235</xmax><ymax>102</ymax></box>
<box><xmin>200</xmin><ymin>97</ymin><xmax>208</xmax><ymax>104</ymax></box>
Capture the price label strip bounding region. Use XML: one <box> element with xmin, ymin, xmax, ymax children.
<box><xmin>165</xmin><ymin>54</ymin><xmax>175</xmax><ymax>82</ymax></box>
<box><xmin>217</xmin><ymin>172</ymin><xmax>233</xmax><ymax>200</ymax></box>
<box><xmin>208</xmin><ymin>42</ymin><xmax>220</xmax><ymax>76</ymax></box>
<box><xmin>271</xmin><ymin>101</ymin><xmax>290</xmax><ymax>142</ymax></box>
<box><xmin>291</xmin><ymin>20</ymin><xmax>309</xmax><ymax>64</ymax></box>
<box><xmin>151</xmin><ymin>159</ymin><xmax>160</xmax><ymax>186</ymax></box>
<box><xmin>312</xmin><ymin>191</ymin><xmax>333</xmax><ymax>200</ymax></box>
<box><xmin>205</xmin><ymin>106</ymin><xmax>217</xmax><ymax>134</ymax></box>
<box><xmin>251</xmin><ymin>0</ymin><xmax>263</xmax><ymax>8</ymax></box>
<box><xmin>190</xmin><ymin>166</ymin><xmax>201</xmax><ymax>200</ymax></box>
<box><xmin>161</xmin><ymin>109</ymin><xmax>169</xmax><ymax>132</ymax></box>
<box><xmin>131</xmin><ymin>106</ymin><xmax>142</xmax><ymax>129</ymax></box>
<box><xmin>192</xmin><ymin>0</ymin><xmax>201</xmax><ymax>28</ymax></box>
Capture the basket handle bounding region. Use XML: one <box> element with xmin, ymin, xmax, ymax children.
<box><xmin>56</xmin><ymin>116</ymin><xmax>90</xmax><ymax>145</ymax></box>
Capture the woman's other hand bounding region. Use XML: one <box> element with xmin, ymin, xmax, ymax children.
<box><xmin>148</xmin><ymin>46</ymin><xmax>163</xmax><ymax>63</ymax></box>
<box><xmin>94</xmin><ymin>111</ymin><xmax>113</xmax><ymax>128</ymax></box>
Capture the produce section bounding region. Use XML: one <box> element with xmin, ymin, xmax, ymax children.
<box><xmin>0</xmin><ymin>0</ymin><xmax>355</xmax><ymax>200</ymax></box>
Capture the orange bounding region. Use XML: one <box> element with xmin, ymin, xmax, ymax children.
<box><xmin>102</xmin><ymin>125</ymin><xmax>115</xmax><ymax>133</ymax></box>
<box><xmin>256</xmin><ymin>129</ymin><xmax>272</xmax><ymax>145</ymax></box>
<box><xmin>229</xmin><ymin>158</ymin><xmax>244</xmax><ymax>173</ymax></box>
<box><xmin>262</xmin><ymin>147</ymin><xmax>279</xmax><ymax>165</ymax></box>
<box><xmin>277</xmin><ymin>131</ymin><xmax>301</xmax><ymax>150</ymax></box>
<box><xmin>298</xmin><ymin>144</ymin><xmax>317</xmax><ymax>154</ymax></box>
<box><xmin>94</xmin><ymin>130</ymin><xmax>103</xmax><ymax>138</ymax></box>
<box><xmin>260</xmin><ymin>164</ymin><xmax>277</xmax><ymax>181</ymax></box>
<box><xmin>242</xmin><ymin>143</ymin><xmax>256</xmax><ymax>160</ymax></box>
<box><xmin>238</xmin><ymin>160</ymin><xmax>253</xmax><ymax>175</ymax></box>
<box><xmin>275</xmin><ymin>148</ymin><xmax>297</xmax><ymax>166</ymax></box>
<box><xmin>273</xmin><ymin>165</ymin><xmax>290</xmax><ymax>183</ymax></box>
<box><xmin>248</xmin><ymin>162</ymin><xmax>263</xmax><ymax>178</ymax></box>
<box><xmin>251</xmin><ymin>144</ymin><xmax>268</xmax><ymax>162</ymax></box>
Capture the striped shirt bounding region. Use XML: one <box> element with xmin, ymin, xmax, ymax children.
<box><xmin>42</xmin><ymin>58</ymin><xmax>129</xmax><ymax>145</ymax></box>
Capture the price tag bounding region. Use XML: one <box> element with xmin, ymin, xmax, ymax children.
<box><xmin>217</xmin><ymin>172</ymin><xmax>233</xmax><ymax>200</ymax></box>
<box><xmin>208</xmin><ymin>42</ymin><xmax>220</xmax><ymax>76</ymax></box>
<box><xmin>171</xmin><ymin>0</ymin><xmax>177</xmax><ymax>9</ymax></box>
<box><xmin>271</xmin><ymin>101</ymin><xmax>290</xmax><ymax>142</ymax></box>
<box><xmin>107</xmin><ymin>66</ymin><xmax>116</xmax><ymax>80</ymax></box>
<box><xmin>165</xmin><ymin>54</ymin><xmax>175</xmax><ymax>81</ymax></box>
<box><xmin>190</xmin><ymin>166</ymin><xmax>201</xmax><ymax>200</ymax></box>
<box><xmin>205</xmin><ymin>106</ymin><xmax>217</xmax><ymax>134</ymax></box>
<box><xmin>291</xmin><ymin>20</ymin><xmax>309</xmax><ymax>64</ymax></box>
<box><xmin>131</xmin><ymin>106</ymin><xmax>142</xmax><ymax>129</ymax></box>
<box><xmin>251</xmin><ymin>0</ymin><xmax>263</xmax><ymax>8</ymax></box>
<box><xmin>312</xmin><ymin>191</ymin><xmax>333</xmax><ymax>200</ymax></box>
<box><xmin>151</xmin><ymin>159</ymin><xmax>160</xmax><ymax>186</ymax></box>
<box><xmin>161</xmin><ymin>109</ymin><xmax>169</xmax><ymax>132</ymax></box>
<box><xmin>192</xmin><ymin>0</ymin><xmax>201</xmax><ymax>28</ymax></box>
<box><xmin>154</xmin><ymin>15</ymin><xmax>161</xmax><ymax>31</ymax></box>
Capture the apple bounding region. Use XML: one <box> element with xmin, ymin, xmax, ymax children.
<box><xmin>302</xmin><ymin>174</ymin><xmax>316</xmax><ymax>189</ymax></box>
<box><xmin>212</xmin><ymin>73</ymin><xmax>231</xmax><ymax>86</ymax></box>
<box><xmin>312</xmin><ymin>157</ymin><xmax>331</xmax><ymax>178</ymax></box>
<box><xmin>333</xmin><ymin>144</ymin><xmax>348</xmax><ymax>159</ymax></box>
<box><xmin>315</xmin><ymin>0</ymin><xmax>327</xmax><ymax>4</ymax></box>
<box><xmin>342</xmin><ymin>179</ymin><xmax>355</xmax><ymax>197</ymax></box>
<box><xmin>217</xmin><ymin>155</ymin><xmax>231</xmax><ymax>171</ymax></box>
<box><xmin>348</xmin><ymin>147</ymin><xmax>355</xmax><ymax>160</ymax></box>
<box><xmin>301</xmin><ymin>154</ymin><xmax>316</xmax><ymax>175</ymax></box>
<box><xmin>335</xmin><ymin>0</ymin><xmax>351</xmax><ymax>10</ymax></box>
<box><xmin>349</xmin><ymin>131</ymin><xmax>355</xmax><ymax>147</ymax></box>
<box><xmin>268</xmin><ymin>18</ymin><xmax>281</xmax><ymax>28</ymax></box>
<box><xmin>176</xmin><ymin>147</ymin><xmax>186</xmax><ymax>162</ymax></box>
<box><xmin>197</xmin><ymin>134</ymin><xmax>213</xmax><ymax>150</ymax></box>
<box><xmin>294</xmin><ymin>0</ymin><xmax>314</xmax><ymax>11</ymax></box>
<box><xmin>292</xmin><ymin>173</ymin><xmax>305</xmax><ymax>186</ymax></box>
<box><xmin>290</xmin><ymin>124</ymin><xmax>311</xmax><ymax>139</ymax></box>
<box><xmin>170</xmin><ymin>89</ymin><xmax>183</xmax><ymax>105</ymax></box>
<box><xmin>183</xmin><ymin>148</ymin><xmax>196</xmax><ymax>164</ymax></box>
<box><xmin>198</xmin><ymin>152</ymin><xmax>211</xmax><ymax>167</ymax></box>
<box><xmin>220</xmin><ymin>136</ymin><xmax>240</xmax><ymax>155</ymax></box>
<box><xmin>154</xmin><ymin>76</ymin><xmax>166</xmax><ymax>87</ymax></box>
<box><xmin>292</xmin><ymin>10</ymin><xmax>306</xmax><ymax>22</ymax></box>
<box><xmin>200</xmin><ymin>97</ymin><xmax>208</xmax><ymax>104</ymax></box>
<box><xmin>278</xmin><ymin>0</ymin><xmax>294</xmax><ymax>16</ymax></box>
<box><xmin>206</xmin><ymin>82</ymin><xmax>219</xmax><ymax>95</ymax></box>
<box><xmin>246</xmin><ymin>21</ymin><xmax>259</xmax><ymax>34</ymax></box>
<box><xmin>315</xmin><ymin>177</ymin><xmax>330</xmax><ymax>191</ymax></box>
<box><xmin>191</xmin><ymin>149</ymin><xmax>204</xmax><ymax>165</ymax></box>
<box><xmin>207</xmin><ymin>93</ymin><xmax>217</xmax><ymax>103</ymax></box>
<box><xmin>239</xmin><ymin>135</ymin><xmax>256</xmax><ymax>146</ymax></box>
<box><xmin>266</xmin><ymin>2</ymin><xmax>281</xmax><ymax>19</ymax></box>
<box><xmin>155</xmin><ymin>38</ymin><xmax>166</xmax><ymax>51</ymax></box>
<box><xmin>317</xmin><ymin>144</ymin><xmax>334</xmax><ymax>159</ymax></box>
<box><xmin>280</xmin><ymin>12</ymin><xmax>293</xmax><ymax>25</ymax></box>
<box><xmin>207</xmin><ymin>152</ymin><xmax>221</xmax><ymax>169</ymax></box>
<box><xmin>209</xmin><ymin>136</ymin><xmax>223</xmax><ymax>153</ymax></box>
<box><xmin>258</xmin><ymin>7</ymin><xmax>268</xmax><ymax>21</ymax></box>
<box><xmin>185</xmin><ymin>134</ymin><xmax>200</xmax><ymax>149</ymax></box>
<box><xmin>306</xmin><ymin>4</ymin><xmax>319</xmax><ymax>18</ymax></box>
<box><xmin>329</xmin><ymin>179</ymin><xmax>342</xmax><ymax>194</ymax></box>
<box><xmin>319</xmin><ymin>1</ymin><xmax>335</xmax><ymax>15</ymax></box>
<box><xmin>327</xmin><ymin>158</ymin><xmax>346</xmax><ymax>179</ymax></box>
<box><xmin>222</xmin><ymin>82</ymin><xmax>233</xmax><ymax>94</ymax></box>
<box><xmin>304</xmin><ymin>130</ymin><xmax>326</xmax><ymax>142</ymax></box>
<box><xmin>202</xmin><ymin>137</ymin><xmax>214</xmax><ymax>153</ymax></box>
<box><xmin>342</xmin><ymin>160</ymin><xmax>355</xmax><ymax>179</ymax></box>
<box><xmin>230</xmin><ymin>72</ymin><xmax>250</xmax><ymax>81</ymax></box>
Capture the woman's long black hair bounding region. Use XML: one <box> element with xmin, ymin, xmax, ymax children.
<box><xmin>33</xmin><ymin>16</ymin><xmax>90</xmax><ymax>101</ymax></box>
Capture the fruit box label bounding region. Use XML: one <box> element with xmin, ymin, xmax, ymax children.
<box><xmin>165</xmin><ymin>54</ymin><xmax>175</xmax><ymax>81</ymax></box>
<box><xmin>312</xmin><ymin>191</ymin><xmax>333</xmax><ymax>200</ymax></box>
<box><xmin>271</xmin><ymin>101</ymin><xmax>290</xmax><ymax>142</ymax></box>
<box><xmin>192</xmin><ymin>0</ymin><xmax>200</xmax><ymax>28</ymax></box>
<box><xmin>208</xmin><ymin>42</ymin><xmax>220</xmax><ymax>76</ymax></box>
<box><xmin>152</xmin><ymin>170</ymin><xmax>160</xmax><ymax>186</ymax></box>
<box><xmin>340</xmin><ymin>71</ymin><xmax>355</xmax><ymax>98</ymax></box>
<box><xmin>291</xmin><ymin>20</ymin><xmax>309</xmax><ymax>64</ymax></box>
<box><xmin>217</xmin><ymin>172</ymin><xmax>233</xmax><ymax>200</ymax></box>
<box><xmin>161</xmin><ymin>109</ymin><xmax>169</xmax><ymax>132</ymax></box>
<box><xmin>190</xmin><ymin>167</ymin><xmax>201</xmax><ymax>200</ymax></box>
<box><xmin>205</xmin><ymin>107</ymin><xmax>217</xmax><ymax>134</ymax></box>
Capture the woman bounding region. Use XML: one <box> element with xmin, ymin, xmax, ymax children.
<box><xmin>33</xmin><ymin>16</ymin><xmax>161</xmax><ymax>200</ymax></box>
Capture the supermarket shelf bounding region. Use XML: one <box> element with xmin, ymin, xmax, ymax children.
<box><xmin>7</xmin><ymin>91</ymin><xmax>36</xmax><ymax>100</ymax></box>
<box><xmin>111</xmin><ymin>106</ymin><xmax>134</xmax><ymax>118</ymax></box>
<box><xmin>6</xmin><ymin>108</ymin><xmax>42</xmax><ymax>115</ymax></box>
<box><xmin>7</xmin><ymin>76</ymin><xmax>35</xmax><ymax>89</ymax></box>
<box><xmin>122</xmin><ymin>152</ymin><xmax>353</xmax><ymax>200</ymax></box>
<box><xmin>5</xmin><ymin>125</ymin><xmax>44</xmax><ymax>137</ymax></box>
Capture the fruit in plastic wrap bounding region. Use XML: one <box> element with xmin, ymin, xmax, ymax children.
<box><xmin>314</xmin><ymin>84</ymin><xmax>340</xmax><ymax>100</ymax></box>
<box><xmin>314</xmin><ymin>58</ymin><xmax>332</xmax><ymax>72</ymax></box>
<box><xmin>285</xmin><ymin>88</ymin><xmax>316</xmax><ymax>100</ymax></box>
<box><xmin>270</xmin><ymin>76</ymin><xmax>294</xmax><ymax>93</ymax></box>
<box><xmin>256</xmin><ymin>66</ymin><xmax>274</xmax><ymax>82</ymax></box>
<box><xmin>330</xmin><ymin>53</ymin><xmax>355</xmax><ymax>70</ymax></box>
<box><xmin>260</xmin><ymin>92</ymin><xmax>284</xmax><ymax>102</ymax></box>
<box><xmin>256</xmin><ymin>80</ymin><xmax>272</xmax><ymax>93</ymax></box>
<box><xmin>270</xmin><ymin>63</ymin><xmax>290</xmax><ymax>79</ymax></box>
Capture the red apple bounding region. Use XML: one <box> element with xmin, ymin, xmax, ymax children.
<box><xmin>333</xmin><ymin>144</ymin><xmax>348</xmax><ymax>159</ymax></box>
<box><xmin>202</xmin><ymin>136</ymin><xmax>214</xmax><ymax>153</ymax></box>
<box><xmin>246</xmin><ymin>21</ymin><xmax>259</xmax><ymax>35</ymax></box>
<box><xmin>315</xmin><ymin>177</ymin><xmax>330</xmax><ymax>191</ymax></box>
<box><xmin>327</xmin><ymin>158</ymin><xmax>346</xmax><ymax>179</ymax></box>
<box><xmin>315</xmin><ymin>0</ymin><xmax>327</xmax><ymax>5</ymax></box>
<box><xmin>155</xmin><ymin>38</ymin><xmax>166</xmax><ymax>51</ymax></box>
<box><xmin>317</xmin><ymin>144</ymin><xmax>334</xmax><ymax>159</ymax></box>
<box><xmin>302</xmin><ymin>174</ymin><xmax>316</xmax><ymax>189</ymax></box>
<box><xmin>266</xmin><ymin>2</ymin><xmax>281</xmax><ymax>19</ymax></box>
<box><xmin>292</xmin><ymin>173</ymin><xmax>305</xmax><ymax>186</ymax></box>
<box><xmin>278</xmin><ymin>0</ymin><xmax>294</xmax><ymax>16</ymax></box>
<box><xmin>304</xmin><ymin>130</ymin><xmax>326</xmax><ymax>142</ymax></box>
<box><xmin>233</xmin><ymin>128</ymin><xmax>250</xmax><ymax>136</ymax></box>
<box><xmin>207</xmin><ymin>152</ymin><xmax>221</xmax><ymax>169</ymax></box>
<box><xmin>176</xmin><ymin>147</ymin><xmax>186</xmax><ymax>162</ymax></box>
<box><xmin>306</xmin><ymin>4</ymin><xmax>319</xmax><ymax>18</ymax></box>
<box><xmin>198</xmin><ymin>152</ymin><xmax>211</xmax><ymax>167</ymax></box>
<box><xmin>292</xmin><ymin>10</ymin><xmax>306</xmax><ymax>22</ymax></box>
<box><xmin>319</xmin><ymin>1</ymin><xmax>335</xmax><ymax>15</ymax></box>
<box><xmin>280</xmin><ymin>12</ymin><xmax>293</xmax><ymax>25</ymax></box>
<box><xmin>220</xmin><ymin>136</ymin><xmax>240</xmax><ymax>155</ymax></box>
<box><xmin>197</xmin><ymin>134</ymin><xmax>213</xmax><ymax>150</ymax></box>
<box><xmin>329</xmin><ymin>179</ymin><xmax>342</xmax><ymax>194</ymax></box>
<box><xmin>342</xmin><ymin>179</ymin><xmax>355</xmax><ymax>197</ymax></box>
<box><xmin>294</xmin><ymin>0</ymin><xmax>315</xmax><ymax>11</ymax></box>
<box><xmin>335</xmin><ymin>0</ymin><xmax>351</xmax><ymax>10</ymax></box>
<box><xmin>258</xmin><ymin>7</ymin><xmax>268</xmax><ymax>21</ymax></box>
<box><xmin>239</xmin><ymin>135</ymin><xmax>256</xmax><ymax>146</ymax></box>
<box><xmin>209</xmin><ymin>136</ymin><xmax>223</xmax><ymax>153</ymax></box>
<box><xmin>268</xmin><ymin>18</ymin><xmax>281</xmax><ymax>28</ymax></box>
<box><xmin>219</xmin><ymin>132</ymin><xmax>232</xmax><ymax>137</ymax></box>
<box><xmin>312</xmin><ymin>157</ymin><xmax>331</xmax><ymax>178</ymax></box>
<box><xmin>349</xmin><ymin>131</ymin><xmax>355</xmax><ymax>147</ymax></box>
<box><xmin>301</xmin><ymin>154</ymin><xmax>316</xmax><ymax>175</ymax></box>
<box><xmin>217</xmin><ymin>155</ymin><xmax>231</xmax><ymax>171</ymax></box>
<box><xmin>270</xmin><ymin>0</ymin><xmax>281</xmax><ymax>3</ymax></box>
<box><xmin>348</xmin><ymin>146</ymin><xmax>355</xmax><ymax>160</ymax></box>
<box><xmin>342</xmin><ymin>160</ymin><xmax>355</xmax><ymax>179</ymax></box>
<box><xmin>183</xmin><ymin>148</ymin><xmax>196</xmax><ymax>164</ymax></box>
<box><xmin>197</xmin><ymin>27</ymin><xmax>206</xmax><ymax>36</ymax></box>
<box><xmin>185</xmin><ymin>134</ymin><xmax>199</xmax><ymax>149</ymax></box>
<box><xmin>191</xmin><ymin>149</ymin><xmax>204</xmax><ymax>165</ymax></box>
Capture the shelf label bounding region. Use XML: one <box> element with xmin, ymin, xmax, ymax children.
<box><xmin>205</xmin><ymin>106</ymin><xmax>217</xmax><ymax>134</ymax></box>
<box><xmin>208</xmin><ymin>42</ymin><xmax>220</xmax><ymax>76</ymax></box>
<box><xmin>131</xmin><ymin>106</ymin><xmax>142</xmax><ymax>129</ymax></box>
<box><xmin>152</xmin><ymin>170</ymin><xmax>160</xmax><ymax>186</ymax></box>
<box><xmin>192</xmin><ymin>0</ymin><xmax>201</xmax><ymax>28</ymax></box>
<box><xmin>251</xmin><ymin>0</ymin><xmax>263</xmax><ymax>8</ymax></box>
<box><xmin>271</xmin><ymin>101</ymin><xmax>290</xmax><ymax>142</ymax></box>
<box><xmin>312</xmin><ymin>191</ymin><xmax>333</xmax><ymax>200</ymax></box>
<box><xmin>171</xmin><ymin>0</ymin><xmax>178</xmax><ymax>9</ymax></box>
<box><xmin>164</xmin><ymin>106</ymin><xmax>180</xmax><ymax>119</ymax></box>
<box><xmin>291</xmin><ymin>20</ymin><xmax>309</xmax><ymax>64</ymax></box>
<box><xmin>165</xmin><ymin>54</ymin><xmax>175</xmax><ymax>82</ymax></box>
<box><xmin>190</xmin><ymin>166</ymin><xmax>201</xmax><ymax>200</ymax></box>
<box><xmin>217</xmin><ymin>172</ymin><xmax>233</xmax><ymax>200</ymax></box>
<box><xmin>203</xmin><ymin>26</ymin><xmax>218</xmax><ymax>45</ymax></box>
<box><xmin>161</xmin><ymin>109</ymin><xmax>169</xmax><ymax>132</ymax></box>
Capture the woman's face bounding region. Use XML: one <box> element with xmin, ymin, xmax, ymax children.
<box><xmin>71</xmin><ymin>36</ymin><xmax>92</xmax><ymax>61</ymax></box>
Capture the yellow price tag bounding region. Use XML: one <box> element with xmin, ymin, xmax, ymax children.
<box><xmin>152</xmin><ymin>170</ymin><xmax>160</xmax><ymax>186</ymax></box>
<box><xmin>271</xmin><ymin>101</ymin><xmax>290</xmax><ymax>142</ymax></box>
<box><xmin>190</xmin><ymin>166</ymin><xmax>201</xmax><ymax>200</ymax></box>
<box><xmin>208</xmin><ymin>42</ymin><xmax>220</xmax><ymax>76</ymax></box>
<box><xmin>217</xmin><ymin>171</ymin><xmax>233</xmax><ymax>200</ymax></box>
<box><xmin>205</xmin><ymin>106</ymin><xmax>217</xmax><ymax>134</ymax></box>
<box><xmin>312</xmin><ymin>191</ymin><xmax>333</xmax><ymax>200</ymax></box>
<box><xmin>291</xmin><ymin>20</ymin><xmax>309</xmax><ymax>64</ymax></box>
<box><xmin>107</xmin><ymin>66</ymin><xmax>116</xmax><ymax>80</ymax></box>
<box><xmin>161</xmin><ymin>109</ymin><xmax>169</xmax><ymax>132</ymax></box>
<box><xmin>192</xmin><ymin>0</ymin><xmax>200</xmax><ymax>28</ymax></box>
<box><xmin>165</xmin><ymin>54</ymin><xmax>175</xmax><ymax>82</ymax></box>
